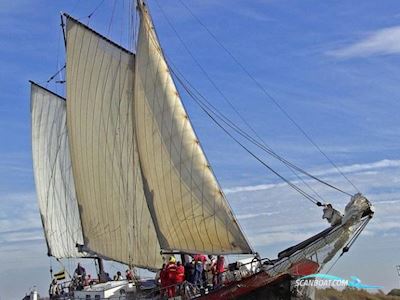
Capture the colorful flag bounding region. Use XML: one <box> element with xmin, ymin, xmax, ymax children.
<box><xmin>54</xmin><ymin>269</ymin><xmax>66</xmax><ymax>281</ymax></box>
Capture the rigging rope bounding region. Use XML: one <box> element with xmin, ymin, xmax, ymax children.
<box><xmin>106</xmin><ymin>0</ymin><xmax>118</xmax><ymax>36</ymax></box>
<box><xmin>154</xmin><ymin>0</ymin><xmax>325</xmax><ymax>203</ymax></box>
<box><xmin>87</xmin><ymin>0</ymin><xmax>107</xmax><ymax>19</ymax></box>
<box><xmin>175</xmin><ymin>0</ymin><xmax>360</xmax><ymax>195</ymax></box>
<box><xmin>172</xmin><ymin>69</ymin><xmax>320</xmax><ymax>206</ymax></box>
<box><xmin>168</xmin><ymin>63</ymin><xmax>352</xmax><ymax>199</ymax></box>
<box><xmin>154</xmin><ymin>0</ymin><xmax>353</xmax><ymax>199</ymax></box>
<box><xmin>47</xmin><ymin>65</ymin><xmax>66</xmax><ymax>84</ymax></box>
<box><xmin>326</xmin><ymin>216</ymin><xmax>371</xmax><ymax>274</ymax></box>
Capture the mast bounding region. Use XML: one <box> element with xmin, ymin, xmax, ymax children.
<box><xmin>96</xmin><ymin>258</ymin><xmax>107</xmax><ymax>283</ymax></box>
<box><xmin>60</xmin><ymin>14</ymin><xmax>66</xmax><ymax>48</ymax></box>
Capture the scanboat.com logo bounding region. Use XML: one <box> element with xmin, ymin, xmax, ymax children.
<box><xmin>295</xmin><ymin>273</ymin><xmax>383</xmax><ymax>289</ymax></box>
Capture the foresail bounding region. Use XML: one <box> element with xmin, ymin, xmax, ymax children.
<box><xmin>31</xmin><ymin>82</ymin><xmax>85</xmax><ymax>258</ymax></box>
<box><xmin>65</xmin><ymin>16</ymin><xmax>162</xmax><ymax>269</ymax></box>
<box><xmin>134</xmin><ymin>3</ymin><xmax>253</xmax><ymax>254</ymax></box>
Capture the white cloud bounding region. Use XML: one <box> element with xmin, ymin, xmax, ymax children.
<box><xmin>327</xmin><ymin>26</ymin><xmax>400</xmax><ymax>58</ymax></box>
<box><xmin>369</xmin><ymin>220</ymin><xmax>400</xmax><ymax>231</ymax></box>
<box><xmin>226</xmin><ymin>159</ymin><xmax>400</xmax><ymax>194</ymax></box>
<box><xmin>313</xmin><ymin>159</ymin><xmax>400</xmax><ymax>177</ymax></box>
<box><xmin>0</xmin><ymin>192</ymin><xmax>42</xmax><ymax>248</ymax></box>
<box><xmin>227</xmin><ymin>158</ymin><xmax>400</xmax><ymax>252</ymax></box>
<box><xmin>226</xmin><ymin>182</ymin><xmax>286</xmax><ymax>194</ymax></box>
<box><xmin>250</xmin><ymin>231</ymin><xmax>315</xmax><ymax>247</ymax></box>
<box><xmin>237</xmin><ymin>211</ymin><xmax>278</xmax><ymax>220</ymax></box>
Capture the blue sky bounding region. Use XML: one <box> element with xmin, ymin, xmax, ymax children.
<box><xmin>1</xmin><ymin>0</ymin><xmax>400</xmax><ymax>298</ymax></box>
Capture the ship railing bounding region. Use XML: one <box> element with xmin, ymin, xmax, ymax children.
<box><xmin>139</xmin><ymin>281</ymin><xmax>195</xmax><ymax>299</ymax></box>
<box><xmin>139</xmin><ymin>257</ymin><xmax>275</xmax><ymax>300</ymax></box>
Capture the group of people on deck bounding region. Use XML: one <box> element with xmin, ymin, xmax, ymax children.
<box><xmin>50</xmin><ymin>255</ymin><xmax>225</xmax><ymax>299</ymax></box>
<box><xmin>49</xmin><ymin>263</ymin><xmax>136</xmax><ymax>298</ymax></box>
<box><xmin>157</xmin><ymin>254</ymin><xmax>225</xmax><ymax>298</ymax></box>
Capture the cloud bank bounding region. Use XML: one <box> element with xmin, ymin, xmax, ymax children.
<box><xmin>327</xmin><ymin>26</ymin><xmax>400</xmax><ymax>58</ymax></box>
<box><xmin>226</xmin><ymin>159</ymin><xmax>400</xmax><ymax>194</ymax></box>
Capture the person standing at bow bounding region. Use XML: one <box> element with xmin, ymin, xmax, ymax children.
<box><xmin>322</xmin><ymin>203</ymin><xmax>342</xmax><ymax>226</ymax></box>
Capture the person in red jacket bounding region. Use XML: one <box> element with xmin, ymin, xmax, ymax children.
<box><xmin>159</xmin><ymin>263</ymin><xmax>167</xmax><ymax>298</ymax></box>
<box><xmin>166</xmin><ymin>257</ymin><xmax>177</xmax><ymax>298</ymax></box>
<box><xmin>216</xmin><ymin>255</ymin><xmax>225</xmax><ymax>287</ymax></box>
<box><xmin>175</xmin><ymin>261</ymin><xmax>185</xmax><ymax>295</ymax></box>
<box><xmin>125</xmin><ymin>269</ymin><xmax>134</xmax><ymax>281</ymax></box>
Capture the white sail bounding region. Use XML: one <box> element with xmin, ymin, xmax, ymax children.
<box><xmin>65</xmin><ymin>16</ymin><xmax>162</xmax><ymax>269</ymax></box>
<box><xmin>134</xmin><ymin>3</ymin><xmax>253</xmax><ymax>254</ymax></box>
<box><xmin>31</xmin><ymin>82</ymin><xmax>85</xmax><ymax>258</ymax></box>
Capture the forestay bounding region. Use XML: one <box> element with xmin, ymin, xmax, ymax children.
<box><xmin>134</xmin><ymin>3</ymin><xmax>253</xmax><ymax>254</ymax></box>
<box><xmin>65</xmin><ymin>16</ymin><xmax>161</xmax><ymax>269</ymax></box>
<box><xmin>31</xmin><ymin>82</ymin><xmax>85</xmax><ymax>258</ymax></box>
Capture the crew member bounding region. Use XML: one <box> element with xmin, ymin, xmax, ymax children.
<box><xmin>322</xmin><ymin>203</ymin><xmax>342</xmax><ymax>226</ymax></box>
<box><xmin>49</xmin><ymin>279</ymin><xmax>60</xmax><ymax>299</ymax></box>
<box><xmin>166</xmin><ymin>256</ymin><xmax>177</xmax><ymax>298</ymax></box>
<box><xmin>158</xmin><ymin>263</ymin><xmax>167</xmax><ymax>298</ymax></box>
<box><xmin>114</xmin><ymin>271</ymin><xmax>123</xmax><ymax>281</ymax></box>
<box><xmin>216</xmin><ymin>255</ymin><xmax>225</xmax><ymax>287</ymax></box>
<box><xmin>74</xmin><ymin>263</ymin><xmax>86</xmax><ymax>288</ymax></box>
<box><xmin>74</xmin><ymin>263</ymin><xmax>86</xmax><ymax>277</ymax></box>
<box><xmin>126</xmin><ymin>269</ymin><xmax>134</xmax><ymax>281</ymax></box>
<box><xmin>193</xmin><ymin>254</ymin><xmax>206</xmax><ymax>287</ymax></box>
<box><xmin>176</xmin><ymin>261</ymin><xmax>185</xmax><ymax>295</ymax></box>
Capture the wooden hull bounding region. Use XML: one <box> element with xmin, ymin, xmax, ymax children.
<box><xmin>196</xmin><ymin>259</ymin><xmax>319</xmax><ymax>300</ymax></box>
<box><xmin>196</xmin><ymin>272</ymin><xmax>292</xmax><ymax>300</ymax></box>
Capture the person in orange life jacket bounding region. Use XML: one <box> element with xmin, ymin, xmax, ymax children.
<box><xmin>158</xmin><ymin>263</ymin><xmax>167</xmax><ymax>297</ymax></box>
<box><xmin>176</xmin><ymin>261</ymin><xmax>185</xmax><ymax>283</ymax></box>
<box><xmin>126</xmin><ymin>269</ymin><xmax>134</xmax><ymax>281</ymax></box>
<box><xmin>194</xmin><ymin>254</ymin><xmax>207</xmax><ymax>264</ymax></box>
<box><xmin>166</xmin><ymin>256</ymin><xmax>177</xmax><ymax>298</ymax></box>
<box><xmin>216</xmin><ymin>255</ymin><xmax>225</xmax><ymax>286</ymax></box>
<box><xmin>176</xmin><ymin>261</ymin><xmax>185</xmax><ymax>295</ymax></box>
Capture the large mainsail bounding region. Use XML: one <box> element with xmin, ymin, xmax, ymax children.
<box><xmin>31</xmin><ymin>82</ymin><xmax>85</xmax><ymax>258</ymax></box>
<box><xmin>65</xmin><ymin>16</ymin><xmax>161</xmax><ymax>269</ymax></box>
<box><xmin>134</xmin><ymin>3</ymin><xmax>253</xmax><ymax>254</ymax></box>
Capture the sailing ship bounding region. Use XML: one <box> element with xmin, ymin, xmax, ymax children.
<box><xmin>30</xmin><ymin>1</ymin><xmax>374</xmax><ymax>299</ymax></box>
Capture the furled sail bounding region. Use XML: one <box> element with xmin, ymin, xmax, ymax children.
<box><xmin>134</xmin><ymin>3</ymin><xmax>253</xmax><ymax>254</ymax></box>
<box><xmin>31</xmin><ymin>82</ymin><xmax>85</xmax><ymax>258</ymax></box>
<box><xmin>65</xmin><ymin>16</ymin><xmax>161</xmax><ymax>269</ymax></box>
